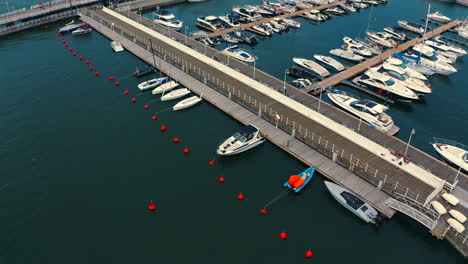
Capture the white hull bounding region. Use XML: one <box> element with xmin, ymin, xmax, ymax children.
<box><xmin>138</xmin><ymin>77</ymin><xmax>167</xmax><ymax>91</ymax></box>
<box><xmin>173</xmin><ymin>96</ymin><xmax>202</xmax><ymax>110</ymax></box>
<box><xmin>293</xmin><ymin>57</ymin><xmax>330</xmax><ymax>77</ymax></box>
<box><xmin>110</xmin><ymin>41</ymin><xmax>124</xmax><ymax>52</ymax></box>
<box><xmin>161</xmin><ymin>88</ymin><xmax>191</xmax><ymax>101</ymax></box>
<box><xmin>152</xmin><ymin>80</ymin><xmax>178</xmax><ymax>94</ymax></box>
<box><xmin>432</xmin><ymin>143</ymin><xmax>468</xmax><ymax>171</ymax></box>
<box><xmin>330</xmin><ymin>49</ymin><xmax>364</xmax><ymax>62</ymax></box>
<box><xmin>313</xmin><ymin>55</ymin><xmax>345</xmax><ymax>71</ymax></box>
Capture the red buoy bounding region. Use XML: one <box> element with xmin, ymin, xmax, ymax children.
<box><xmin>148</xmin><ymin>201</ymin><xmax>156</xmax><ymax>211</ymax></box>
<box><xmin>131</xmin><ymin>98</ymin><xmax>137</xmax><ymax>103</ymax></box>
<box><xmin>85</xmin><ymin>60</ymin><xmax>90</xmax><ymax>64</ymax></box>
<box><xmin>44</xmin><ymin>25</ymin><xmax>48</xmax><ymax>29</ymax></box>
<box><xmin>305</xmin><ymin>251</ymin><xmax>313</xmax><ymax>258</ymax></box>
<box><xmin>173</xmin><ymin>138</ymin><xmax>180</xmax><ymax>143</ymax></box>
<box><xmin>183</xmin><ymin>148</ymin><xmax>190</xmax><ymax>153</ymax></box>
<box><xmin>64</xmin><ymin>44</ymin><xmax>68</xmax><ymax>47</ymax></box>
<box><xmin>61</xmin><ymin>40</ymin><xmax>66</xmax><ymax>43</ymax></box>
<box><xmin>237</xmin><ymin>194</ymin><xmax>245</xmax><ymax>200</ymax></box>
<box><xmin>209</xmin><ymin>161</ymin><xmax>215</xmax><ymax>166</ymax></box>
<box><xmin>95</xmin><ymin>72</ymin><xmax>100</xmax><ymax>76</ymax></box>
<box><xmin>54</xmin><ymin>31</ymin><xmax>58</xmax><ymax>33</ymax></box>
<box><xmin>160</xmin><ymin>125</ymin><xmax>167</xmax><ymax>131</ymax></box>
<box><xmin>280</xmin><ymin>232</ymin><xmax>287</xmax><ymax>240</ymax></box>
<box><xmin>89</xmin><ymin>66</ymin><xmax>94</xmax><ymax>71</ymax></box>
<box><xmin>218</xmin><ymin>177</ymin><xmax>225</xmax><ymax>182</ymax></box>
<box><xmin>124</xmin><ymin>90</ymin><xmax>129</xmax><ymax>95</ymax></box>
<box><xmin>109</xmin><ymin>76</ymin><xmax>115</xmax><ymax>80</ymax></box>
<box><xmin>61</xmin><ymin>36</ymin><xmax>64</xmax><ymax>40</ymax></box>
<box><xmin>152</xmin><ymin>115</ymin><xmax>158</xmax><ymax>120</ymax></box>
<box><xmin>115</xmin><ymin>81</ymin><xmax>120</xmax><ymax>86</ymax></box>
<box><xmin>144</xmin><ymin>105</ymin><xmax>149</xmax><ymax>109</ymax></box>
<box><xmin>72</xmin><ymin>53</ymin><xmax>76</xmax><ymax>56</ymax></box>
<box><xmin>260</xmin><ymin>209</ymin><xmax>267</xmax><ymax>214</ymax></box>
<box><xmin>69</xmin><ymin>48</ymin><xmax>73</xmax><ymax>52</ymax></box>
<box><xmin>57</xmin><ymin>33</ymin><xmax>61</xmax><ymax>36</ymax></box>
<box><xmin>79</xmin><ymin>56</ymin><xmax>83</xmax><ymax>60</ymax></box>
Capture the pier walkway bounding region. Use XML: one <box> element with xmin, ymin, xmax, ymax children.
<box><xmin>80</xmin><ymin>6</ymin><xmax>468</xmax><ymax>255</ymax></box>
<box><xmin>310</xmin><ymin>20</ymin><xmax>461</xmax><ymax>92</ymax></box>
<box><xmin>206</xmin><ymin>0</ymin><xmax>346</xmax><ymax>38</ymax></box>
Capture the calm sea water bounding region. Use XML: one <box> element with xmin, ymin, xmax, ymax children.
<box><xmin>0</xmin><ymin>0</ymin><xmax>466</xmax><ymax>263</ymax></box>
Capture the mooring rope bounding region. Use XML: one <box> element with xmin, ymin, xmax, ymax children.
<box><xmin>263</xmin><ymin>188</ymin><xmax>291</xmax><ymax>209</ymax></box>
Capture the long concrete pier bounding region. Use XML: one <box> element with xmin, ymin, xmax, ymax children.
<box><xmin>310</xmin><ymin>20</ymin><xmax>461</xmax><ymax>92</ymax></box>
<box><xmin>207</xmin><ymin>0</ymin><xmax>346</xmax><ymax>38</ymax></box>
<box><xmin>78</xmin><ymin>6</ymin><xmax>468</xmax><ymax>256</ymax></box>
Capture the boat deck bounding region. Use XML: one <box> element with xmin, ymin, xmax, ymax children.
<box><xmin>206</xmin><ymin>0</ymin><xmax>346</xmax><ymax>38</ymax></box>
<box><xmin>308</xmin><ymin>20</ymin><xmax>461</xmax><ymax>92</ymax></box>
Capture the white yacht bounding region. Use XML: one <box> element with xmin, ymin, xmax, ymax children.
<box><xmin>279</xmin><ymin>18</ymin><xmax>301</xmax><ymax>28</ymax></box>
<box><xmin>330</xmin><ymin>49</ymin><xmax>364</xmax><ymax>62</ymax></box>
<box><xmin>455</xmin><ymin>21</ymin><xmax>468</xmax><ymax>39</ymax></box>
<box><xmin>154</xmin><ymin>9</ymin><xmax>183</xmax><ymax>31</ymax></box>
<box><xmin>197</xmin><ymin>16</ymin><xmax>225</xmax><ymax>32</ymax></box>
<box><xmin>397</xmin><ymin>21</ymin><xmax>424</xmax><ymax>34</ymax></box>
<box><xmin>292</xmin><ymin>78</ymin><xmax>313</xmax><ymax>89</ymax></box>
<box><xmin>293</xmin><ymin>58</ymin><xmax>330</xmax><ymax>77</ymax></box>
<box><xmin>138</xmin><ymin>77</ymin><xmax>168</xmax><ymax>91</ymax></box>
<box><xmin>251</xmin><ymin>24</ymin><xmax>271</xmax><ymax>36</ymax></box>
<box><xmin>339</xmin><ymin>3</ymin><xmax>358</xmax><ymax>12</ymax></box>
<box><xmin>245</xmin><ymin>4</ymin><xmax>274</xmax><ymax>17</ymax></box>
<box><xmin>355</xmin><ymin>70</ymin><xmax>419</xmax><ymax>101</ymax></box>
<box><xmin>384</xmin><ymin>58</ymin><xmax>428</xmax><ymax>80</ymax></box>
<box><xmin>374</xmin><ymin>65</ymin><xmax>432</xmax><ymax>94</ymax></box>
<box><xmin>327</xmin><ymin>92</ymin><xmax>395</xmax><ymax>133</ymax></box>
<box><xmin>366</xmin><ymin>32</ymin><xmax>396</xmax><ymax>48</ymax></box>
<box><xmin>161</xmin><ymin>88</ymin><xmax>191</xmax><ymax>101</ymax></box>
<box><xmin>217</xmin><ymin>125</ymin><xmax>266</xmax><ymax>156</ymax></box>
<box><xmin>223</xmin><ymin>45</ymin><xmax>255</xmax><ymax>63</ymax></box>
<box><xmin>264</xmin><ymin>22</ymin><xmax>280</xmax><ymax>33</ymax></box>
<box><xmin>313</xmin><ymin>55</ymin><xmax>345</xmax><ymax>71</ymax></box>
<box><xmin>326</xmin><ymin>7</ymin><xmax>346</xmax><ymax>16</ymax></box>
<box><xmin>324</xmin><ymin>181</ymin><xmax>379</xmax><ymax>224</ymax></box>
<box><xmin>427</xmin><ymin>11</ymin><xmax>451</xmax><ymax>23</ymax></box>
<box><xmin>173</xmin><ymin>96</ymin><xmax>202</xmax><ymax>111</ymax></box>
<box><xmin>405</xmin><ymin>51</ymin><xmax>457</xmax><ymax>75</ymax></box>
<box><xmin>353</xmin><ymin>1</ymin><xmax>369</xmax><ymax>9</ymax></box>
<box><xmin>302</xmin><ymin>10</ymin><xmax>327</xmax><ymax>22</ymax></box>
<box><xmin>218</xmin><ymin>13</ymin><xmax>241</xmax><ymax>28</ymax></box>
<box><xmin>426</xmin><ymin>40</ymin><xmax>466</xmax><ymax>57</ymax></box>
<box><xmin>152</xmin><ymin>80</ymin><xmax>179</xmax><ymax>95</ymax></box>
<box><xmin>343</xmin><ymin>36</ymin><xmax>373</xmax><ymax>56</ymax></box>
<box><xmin>432</xmin><ymin>138</ymin><xmax>467</xmax><ymax>172</ymax></box>
<box><xmin>232</xmin><ymin>6</ymin><xmax>262</xmax><ymax>22</ymax></box>
<box><xmin>412</xmin><ymin>44</ymin><xmax>455</xmax><ymax>64</ymax></box>
<box><xmin>383</xmin><ymin>27</ymin><xmax>406</xmax><ymax>41</ymax></box>
<box><xmin>110</xmin><ymin>41</ymin><xmax>124</xmax><ymax>52</ymax></box>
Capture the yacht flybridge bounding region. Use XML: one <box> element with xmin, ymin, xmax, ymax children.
<box><xmin>217</xmin><ymin>125</ymin><xmax>266</xmax><ymax>156</ymax></box>
<box><xmin>327</xmin><ymin>91</ymin><xmax>395</xmax><ymax>134</ymax></box>
<box><xmin>197</xmin><ymin>16</ymin><xmax>225</xmax><ymax>31</ymax></box>
<box><xmin>374</xmin><ymin>65</ymin><xmax>432</xmax><ymax>94</ymax></box>
<box><xmin>354</xmin><ymin>70</ymin><xmax>419</xmax><ymax>101</ymax></box>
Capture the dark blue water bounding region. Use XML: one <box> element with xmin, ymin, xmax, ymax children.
<box><xmin>0</xmin><ymin>0</ymin><xmax>466</xmax><ymax>263</ymax></box>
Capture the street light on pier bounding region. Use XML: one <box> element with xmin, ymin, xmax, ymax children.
<box><xmin>403</xmin><ymin>129</ymin><xmax>416</xmax><ymax>157</ymax></box>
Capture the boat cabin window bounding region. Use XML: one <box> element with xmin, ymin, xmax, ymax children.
<box><xmin>360</xmin><ymin>205</ymin><xmax>368</xmax><ymax>212</ymax></box>
<box><xmin>388</xmin><ymin>70</ymin><xmax>404</xmax><ymax>80</ymax></box>
<box><xmin>463</xmin><ymin>153</ymin><xmax>468</xmax><ymax>163</ymax></box>
<box><xmin>340</xmin><ymin>191</ymin><xmax>365</xmax><ymax>210</ymax></box>
<box><xmin>383</xmin><ymin>78</ymin><xmax>395</xmax><ymax>86</ymax></box>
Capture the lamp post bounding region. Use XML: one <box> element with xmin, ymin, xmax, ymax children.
<box><xmin>403</xmin><ymin>129</ymin><xmax>416</xmax><ymax>157</ymax></box>
<box><xmin>184</xmin><ymin>25</ymin><xmax>189</xmax><ymax>44</ymax></box>
<box><xmin>283</xmin><ymin>69</ymin><xmax>287</xmax><ymax>94</ymax></box>
<box><xmin>253</xmin><ymin>56</ymin><xmax>258</xmax><ymax>79</ymax></box>
<box><xmin>317</xmin><ymin>90</ymin><xmax>323</xmax><ymax>113</ymax></box>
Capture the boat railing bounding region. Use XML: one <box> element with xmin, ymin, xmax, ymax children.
<box><xmin>82</xmin><ymin>7</ymin><xmax>450</xmax><ymax>214</ymax></box>
<box><xmin>431</xmin><ymin>137</ymin><xmax>468</xmax><ymax>151</ymax></box>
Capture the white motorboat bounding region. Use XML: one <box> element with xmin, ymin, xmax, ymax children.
<box><xmin>327</xmin><ymin>92</ymin><xmax>395</xmax><ymax>133</ymax></box>
<box><xmin>366</xmin><ymin>32</ymin><xmax>396</xmax><ymax>48</ymax></box>
<box><xmin>383</xmin><ymin>27</ymin><xmax>406</xmax><ymax>41</ymax></box>
<box><xmin>110</xmin><ymin>41</ymin><xmax>124</xmax><ymax>52</ymax></box>
<box><xmin>384</xmin><ymin>58</ymin><xmax>428</xmax><ymax>80</ymax></box>
<box><xmin>427</xmin><ymin>11</ymin><xmax>451</xmax><ymax>23</ymax></box>
<box><xmin>244</xmin><ymin>4</ymin><xmax>274</xmax><ymax>17</ymax></box>
<box><xmin>273</xmin><ymin>18</ymin><xmax>289</xmax><ymax>29</ymax></box>
<box><xmin>222</xmin><ymin>33</ymin><xmax>241</xmax><ymax>43</ymax></box>
<box><xmin>232</xmin><ymin>6</ymin><xmax>262</xmax><ymax>22</ymax></box>
<box><xmin>264</xmin><ymin>22</ymin><xmax>280</xmax><ymax>33</ymax></box>
<box><xmin>270</xmin><ymin>20</ymin><xmax>287</xmax><ymax>31</ymax></box>
<box><xmin>426</xmin><ymin>40</ymin><xmax>466</xmax><ymax>57</ymax></box>
<box><xmin>302</xmin><ymin>10</ymin><xmax>327</xmax><ymax>22</ymax></box>
<box><xmin>161</xmin><ymin>88</ymin><xmax>191</xmax><ymax>101</ymax></box>
<box><xmin>362</xmin><ymin>0</ymin><xmax>379</xmax><ymax>5</ymax></box>
<box><xmin>291</xmin><ymin>78</ymin><xmax>313</xmax><ymax>89</ymax></box>
<box><xmin>223</xmin><ymin>45</ymin><xmax>255</xmax><ymax>63</ymax></box>
<box><xmin>355</xmin><ymin>70</ymin><xmax>419</xmax><ymax>101</ymax></box>
<box><xmin>218</xmin><ymin>14</ymin><xmax>241</xmax><ymax>28</ymax></box>
<box><xmin>154</xmin><ymin>9</ymin><xmax>183</xmax><ymax>31</ymax></box>
<box><xmin>313</xmin><ymin>55</ymin><xmax>345</xmax><ymax>71</ymax></box>
<box><xmin>353</xmin><ymin>1</ymin><xmax>369</xmax><ymax>9</ymax></box>
<box><xmin>324</xmin><ymin>181</ymin><xmax>379</xmax><ymax>224</ymax></box>
<box><xmin>251</xmin><ymin>24</ymin><xmax>271</xmax><ymax>36</ymax></box>
<box><xmin>292</xmin><ymin>57</ymin><xmax>330</xmax><ymax>77</ymax></box>
<box><xmin>455</xmin><ymin>21</ymin><xmax>468</xmax><ymax>39</ymax></box>
<box><xmin>330</xmin><ymin>49</ymin><xmax>364</xmax><ymax>62</ymax></box>
<box><xmin>410</xmin><ymin>45</ymin><xmax>455</xmax><ymax>64</ymax></box>
<box><xmin>59</xmin><ymin>23</ymin><xmax>80</xmax><ymax>33</ymax></box>
<box><xmin>397</xmin><ymin>20</ymin><xmax>424</xmax><ymax>34</ymax></box>
<box><xmin>72</xmin><ymin>25</ymin><xmax>92</xmax><ymax>35</ymax></box>
<box><xmin>432</xmin><ymin>138</ymin><xmax>467</xmax><ymax>172</ymax></box>
<box><xmin>279</xmin><ymin>17</ymin><xmax>301</xmax><ymax>28</ymax></box>
<box><xmin>173</xmin><ymin>96</ymin><xmax>202</xmax><ymax>111</ymax></box>
<box><xmin>217</xmin><ymin>125</ymin><xmax>265</xmax><ymax>155</ymax></box>
<box><xmin>326</xmin><ymin>7</ymin><xmax>346</xmax><ymax>16</ymax></box>
<box><xmin>339</xmin><ymin>3</ymin><xmax>358</xmax><ymax>12</ymax></box>
<box><xmin>138</xmin><ymin>77</ymin><xmax>168</xmax><ymax>91</ymax></box>
<box><xmin>343</xmin><ymin>36</ymin><xmax>373</xmax><ymax>56</ymax></box>
<box><xmin>197</xmin><ymin>16</ymin><xmax>225</xmax><ymax>32</ymax></box>
<box><xmin>374</xmin><ymin>65</ymin><xmax>432</xmax><ymax>94</ymax></box>
<box><xmin>152</xmin><ymin>80</ymin><xmax>179</xmax><ymax>95</ymax></box>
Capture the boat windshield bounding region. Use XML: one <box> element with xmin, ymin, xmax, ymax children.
<box><xmin>387</xmin><ymin>70</ymin><xmax>405</xmax><ymax>80</ymax></box>
<box><xmin>463</xmin><ymin>153</ymin><xmax>468</xmax><ymax>163</ymax></box>
<box><xmin>383</xmin><ymin>78</ymin><xmax>395</xmax><ymax>86</ymax></box>
<box><xmin>340</xmin><ymin>191</ymin><xmax>365</xmax><ymax>210</ymax></box>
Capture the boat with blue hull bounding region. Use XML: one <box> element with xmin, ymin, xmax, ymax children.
<box><xmin>283</xmin><ymin>167</ymin><xmax>315</xmax><ymax>192</ymax></box>
<box><xmin>135</xmin><ymin>66</ymin><xmax>156</xmax><ymax>77</ymax></box>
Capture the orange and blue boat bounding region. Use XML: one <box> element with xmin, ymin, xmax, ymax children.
<box><xmin>283</xmin><ymin>167</ymin><xmax>315</xmax><ymax>192</ymax></box>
